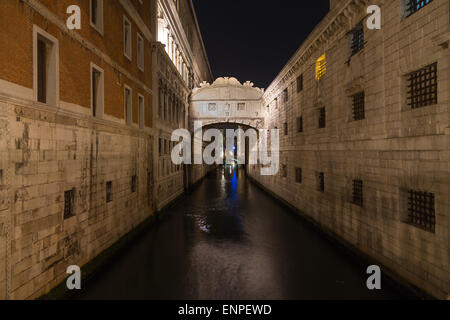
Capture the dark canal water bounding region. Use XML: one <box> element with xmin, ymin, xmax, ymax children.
<box><xmin>75</xmin><ymin>167</ymin><xmax>404</xmax><ymax>300</ymax></box>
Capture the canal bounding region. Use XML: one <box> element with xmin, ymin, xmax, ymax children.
<box><xmin>74</xmin><ymin>167</ymin><xmax>404</xmax><ymax>300</ymax></box>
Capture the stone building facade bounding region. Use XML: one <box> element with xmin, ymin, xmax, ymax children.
<box><xmin>152</xmin><ymin>0</ymin><xmax>213</xmax><ymax>210</ymax></box>
<box><xmin>0</xmin><ymin>0</ymin><xmax>211</xmax><ymax>299</ymax></box>
<box><xmin>249</xmin><ymin>0</ymin><xmax>449</xmax><ymax>299</ymax></box>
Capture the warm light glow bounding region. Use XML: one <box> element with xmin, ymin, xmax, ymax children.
<box><xmin>315</xmin><ymin>53</ymin><xmax>326</xmax><ymax>80</ymax></box>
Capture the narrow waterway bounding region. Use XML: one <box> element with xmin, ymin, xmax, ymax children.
<box><xmin>75</xmin><ymin>167</ymin><xmax>404</xmax><ymax>300</ymax></box>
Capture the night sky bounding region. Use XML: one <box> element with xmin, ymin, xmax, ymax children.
<box><xmin>193</xmin><ymin>0</ymin><xmax>330</xmax><ymax>89</ymax></box>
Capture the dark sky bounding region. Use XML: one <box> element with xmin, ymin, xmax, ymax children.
<box><xmin>193</xmin><ymin>0</ymin><xmax>330</xmax><ymax>89</ymax></box>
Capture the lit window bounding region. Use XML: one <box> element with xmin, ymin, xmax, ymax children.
<box><xmin>123</xmin><ymin>16</ymin><xmax>132</xmax><ymax>60</ymax></box>
<box><xmin>315</xmin><ymin>54</ymin><xmax>326</xmax><ymax>80</ymax></box>
<box><xmin>407</xmin><ymin>63</ymin><xmax>437</xmax><ymax>109</ymax></box>
<box><xmin>90</xmin><ymin>0</ymin><xmax>103</xmax><ymax>33</ymax></box>
<box><xmin>406</xmin><ymin>0</ymin><xmax>433</xmax><ymax>17</ymax></box>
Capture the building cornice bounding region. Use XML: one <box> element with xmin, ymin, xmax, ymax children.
<box><xmin>264</xmin><ymin>0</ymin><xmax>371</xmax><ymax>102</ymax></box>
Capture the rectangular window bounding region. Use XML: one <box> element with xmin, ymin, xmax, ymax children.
<box><xmin>318</xmin><ymin>107</ymin><xmax>326</xmax><ymax>128</ymax></box>
<box><xmin>137</xmin><ymin>33</ymin><xmax>144</xmax><ymax>71</ymax></box>
<box><xmin>352</xmin><ymin>91</ymin><xmax>365</xmax><ymax>121</ymax></box>
<box><xmin>123</xmin><ymin>16</ymin><xmax>132</xmax><ymax>60</ymax></box>
<box><xmin>407</xmin><ymin>63</ymin><xmax>437</xmax><ymax>109</ymax></box>
<box><xmin>237</xmin><ymin>103</ymin><xmax>246</xmax><ymax>111</ymax></box>
<box><xmin>295</xmin><ymin>168</ymin><xmax>302</xmax><ymax>184</ymax></box>
<box><xmin>131</xmin><ymin>175</ymin><xmax>137</xmax><ymax>193</ymax></box>
<box><xmin>37</xmin><ymin>39</ymin><xmax>47</xmax><ymax>103</ymax></box>
<box><xmin>281</xmin><ymin>165</ymin><xmax>287</xmax><ymax>178</ymax></box>
<box><xmin>64</xmin><ymin>189</ymin><xmax>75</xmax><ymax>219</ymax></box>
<box><xmin>34</xmin><ymin>26</ymin><xmax>58</xmax><ymax>106</ymax></box>
<box><xmin>317</xmin><ymin>172</ymin><xmax>325</xmax><ymax>192</ymax></box>
<box><xmin>407</xmin><ymin>190</ymin><xmax>435</xmax><ymax>233</ymax></box>
<box><xmin>406</xmin><ymin>0</ymin><xmax>433</xmax><ymax>17</ymax></box>
<box><xmin>283</xmin><ymin>122</ymin><xmax>288</xmax><ymax>136</ymax></box>
<box><xmin>124</xmin><ymin>86</ymin><xmax>132</xmax><ymax>125</ymax></box>
<box><xmin>297</xmin><ymin>74</ymin><xmax>303</xmax><ymax>93</ymax></box>
<box><xmin>208</xmin><ymin>103</ymin><xmax>217</xmax><ymax>111</ymax></box>
<box><xmin>283</xmin><ymin>89</ymin><xmax>288</xmax><ymax>102</ymax></box>
<box><xmin>91</xmin><ymin>64</ymin><xmax>104</xmax><ymax>118</ymax></box>
<box><xmin>350</xmin><ymin>23</ymin><xmax>364</xmax><ymax>56</ymax></box>
<box><xmin>352</xmin><ymin>179</ymin><xmax>363</xmax><ymax>206</ymax></box>
<box><xmin>159</xmin><ymin>138</ymin><xmax>162</xmax><ymax>156</ymax></box>
<box><xmin>138</xmin><ymin>94</ymin><xmax>145</xmax><ymax>129</ymax></box>
<box><xmin>147</xmin><ymin>171</ymin><xmax>151</xmax><ymax>206</ymax></box>
<box><xmin>106</xmin><ymin>181</ymin><xmax>112</xmax><ymax>203</ymax></box>
<box><xmin>315</xmin><ymin>54</ymin><xmax>326</xmax><ymax>80</ymax></box>
<box><xmin>0</xmin><ymin>169</ymin><xmax>3</xmax><ymax>185</ymax></box>
<box><xmin>297</xmin><ymin>116</ymin><xmax>303</xmax><ymax>133</ymax></box>
<box><xmin>90</xmin><ymin>0</ymin><xmax>103</xmax><ymax>33</ymax></box>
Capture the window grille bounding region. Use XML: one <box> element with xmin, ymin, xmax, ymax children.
<box><xmin>406</xmin><ymin>0</ymin><xmax>433</xmax><ymax>16</ymax></box>
<box><xmin>106</xmin><ymin>181</ymin><xmax>112</xmax><ymax>203</ymax></box>
<box><xmin>407</xmin><ymin>63</ymin><xmax>437</xmax><ymax>109</ymax></box>
<box><xmin>297</xmin><ymin>74</ymin><xmax>303</xmax><ymax>93</ymax></box>
<box><xmin>283</xmin><ymin>122</ymin><xmax>288</xmax><ymax>136</ymax></box>
<box><xmin>407</xmin><ymin>190</ymin><xmax>435</xmax><ymax>233</ymax></box>
<box><xmin>352</xmin><ymin>91</ymin><xmax>365</xmax><ymax>121</ymax></box>
<box><xmin>297</xmin><ymin>116</ymin><xmax>303</xmax><ymax>133</ymax></box>
<box><xmin>64</xmin><ymin>189</ymin><xmax>75</xmax><ymax>219</ymax></box>
<box><xmin>350</xmin><ymin>24</ymin><xmax>364</xmax><ymax>56</ymax></box>
<box><xmin>352</xmin><ymin>179</ymin><xmax>363</xmax><ymax>206</ymax></box>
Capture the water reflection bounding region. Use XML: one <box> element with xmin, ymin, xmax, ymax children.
<box><xmin>75</xmin><ymin>167</ymin><xmax>405</xmax><ymax>300</ymax></box>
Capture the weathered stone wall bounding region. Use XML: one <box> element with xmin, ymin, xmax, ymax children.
<box><xmin>249</xmin><ymin>0</ymin><xmax>449</xmax><ymax>299</ymax></box>
<box><xmin>0</xmin><ymin>96</ymin><xmax>154</xmax><ymax>299</ymax></box>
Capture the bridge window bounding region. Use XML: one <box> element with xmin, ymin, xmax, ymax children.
<box><xmin>406</xmin><ymin>190</ymin><xmax>435</xmax><ymax>233</ymax></box>
<box><xmin>237</xmin><ymin>103</ymin><xmax>246</xmax><ymax>111</ymax></box>
<box><xmin>318</xmin><ymin>107</ymin><xmax>326</xmax><ymax>128</ymax></box>
<box><xmin>352</xmin><ymin>179</ymin><xmax>363</xmax><ymax>206</ymax></box>
<box><xmin>350</xmin><ymin>23</ymin><xmax>364</xmax><ymax>56</ymax></box>
<box><xmin>352</xmin><ymin>91</ymin><xmax>365</xmax><ymax>121</ymax></box>
<box><xmin>208</xmin><ymin>103</ymin><xmax>216</xmax><ymax>112</ymax></box>
<box><xmin>297</xmin><ymin>74</ymin><xmax>303</xmax><ymax>93</ymax></box>
<box><xmin>406</xmin><ymin>63</ymin><xmax>437</xmax><ymax>109</ymax></box>
<box><xmin>406</xmin><ymin>0</ymin><xmax>433</xmax><ymax>17</ymax></box>
<box><xmin>295</xmin><ymin>168</ymin><xmax>302</xmax><ymax>184</ymax></box>
<box><xmin>315</xmin><ymin>54</ymin><xmax>326</xmax><ymax>80</ymax></box>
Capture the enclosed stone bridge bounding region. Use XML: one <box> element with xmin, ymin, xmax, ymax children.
<box><xmin>189</xmin><ymin>77</ymin><xmax>266</xmax><ymax>132</ymax></box>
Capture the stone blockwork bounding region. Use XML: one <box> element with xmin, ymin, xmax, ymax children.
<box><xmin>249</xmin><ymin>0</ymin><xmax>449</xmax><ymax>299</ymax></box>
<box><xmin>0</xmin><ymin>96</ymin><xmax>153</xmax><ymax>299</ymax></box>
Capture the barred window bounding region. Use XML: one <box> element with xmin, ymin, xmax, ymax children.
<box><xmin>352</xmin><ymin>179</ymin><xmax>363</xmax><ymax>206</ymax></box>
<box><xmin>64</xmin><ymin>189</ymin><xmax>75</xmax><ymax>219</ymax></box>
<box><xmin>407</xmin><ymin>190</ymin><xmax>435</xmax><ymax>233</ymax></box>
<box><xmin>318</xmin><ymin>107</ymin><xmax>326</xmax><ymax>128</ymax></box>
<box><xmin>281</xmin><ymin>165</ymin><xmax>287</xmax><ymax>178</ymax></box>
<box><xmin>406</xmin><ymin>0</ymin><xmax>433</xmax><ymax>17</ymax></box>
<box><xmin>295</xmin><ymin>168</ymin><xmax>302</xmax><ymax>184</ymax></box>
<box><xmin>407</xmin><ymin>63</ymin><xmax>437</xmax><ymax>109</ymax></box>
<box><xmin>208</xmin><ymin>103</ymin><xmax>217</xmax><ymax>112</ymax></box>
<box><xmin>350</xmin><ymin>23</ymin><xmax>364</xmax><ymax>56</ymax></box>
<box><xmin>131</xmin><ymin>175</ymin><xmax>137</xmax><ymax>193</ymax></box>
<box><xmin>315</xmin><ymin>54</ymin><xmax>326</xmax><ymax>80</ymax></box>
<box><xmin>283</xmin><ymin>89</ymin><xmax>289</xmax><ymax>102</ymax></box>
<box><xmin>352</xmin><ymin>91</ymin><xmax>365</xmax><ymax>121</ymax></box>
<box><xmin>283</xmin><ymin>122</ymin><xmax>288</xmax><ymax>136</ymax></box>
<box><xmin>297</xmin><ymin>74</ymin><xmax>303</xmax><ymax>93</ymax></box>
<box><xmin>297</xmin><ymin>116</ymin><xmax>303</xmax><ymax>133</ymax></box>
<box><xmin>317</xmin><ymin>172</ymin><xmax>325</xmax><ymax>192</ymax></box>
<box><xmin>106</xmin><ymin>181</ymin><xmax>113</xmax><ymax>203</ymax></box>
